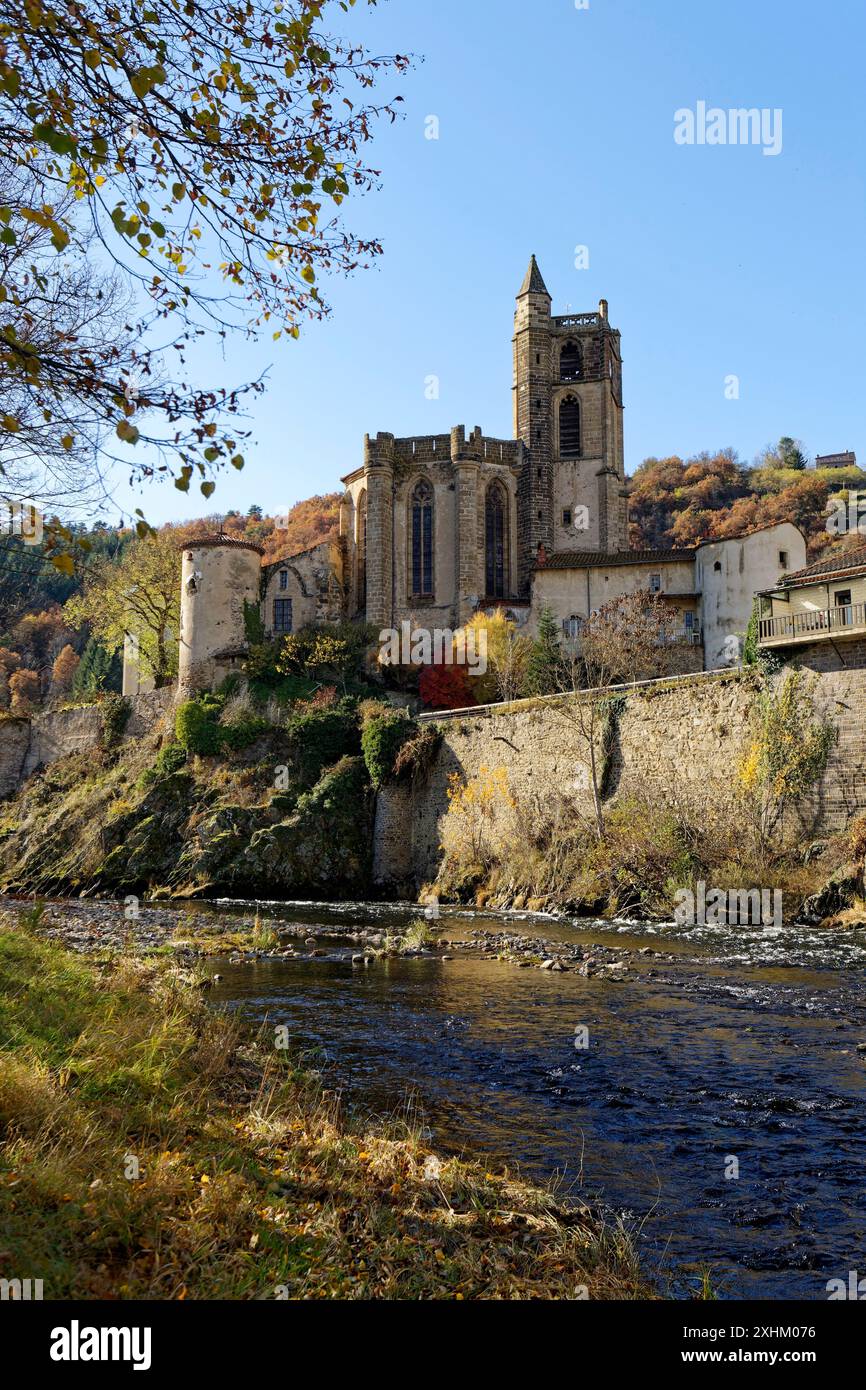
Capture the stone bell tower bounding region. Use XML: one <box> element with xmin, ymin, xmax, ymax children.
<box><xmin>513</xmin><ymin>256</ymin><xmax>555</xmax><ymax>593</ymax></box>
<box><xmin>513</xmin><ymin>256</ymin><xmax>628</xmax><ymax>587</ymax></box>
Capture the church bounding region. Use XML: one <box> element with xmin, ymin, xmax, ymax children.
<box><xmin>146</xmin><ymin>259</ymin><xmax>805</xmax><ymax>700</ymax></box>
<box><xmin>335</xmin><ymin>254</ymin><xmax>629</xmax><ymax>631</ymax></box>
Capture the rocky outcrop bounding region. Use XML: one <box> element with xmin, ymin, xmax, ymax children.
<box><xmin>801</xmin><ymin>862</ymin><xmax>865</xmax><ymax>925</ymax></box>
<box><xmin>239</xmin><ymin>758</ymin><xmax>373</xmax><ymax>896</ymax></box>
<box><xmin>0</xmin><ymin>717</ymin><xmax>375</xmax><ymax>901</ymax></box>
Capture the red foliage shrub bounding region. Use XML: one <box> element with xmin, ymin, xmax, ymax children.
<box><xmin>419</xmin><ymin>664</ymin><xmax>475</xmax><ymax>711</ymax></box>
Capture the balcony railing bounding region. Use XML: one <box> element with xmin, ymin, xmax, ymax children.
<box><xmin>561</xmin><ymin>624</ymin><xmax>702</xmax><ymax>647</ymax></box>
<box><xmin>759</xmin><ymin>602</ymin><xmax>866</xmax><ymax>645</ymax></box>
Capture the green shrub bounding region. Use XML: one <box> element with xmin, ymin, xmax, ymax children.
<box><xmin>284</xmin><ymin>707</ymin><xmax>360</xmax><ymax>786</ymax></box>
<box><xmin>361</xmin><ymin>711</ymin><xmax>415</xmax><ymax>787</ymax></box>
<box><xmin>136</xmin><ymin>741</ymin><xmax>187</xmax><ymax>791</ymax></box>
<box><xmin>294</xmin><ymin>754</ymin><xmax>368</xmax><ymax>820</ymax></box>
<box><xmin>175</xmin><ymin>698</ymin><xmax>223</xmax><ymax>756</ymax></box>
<box><xmin>243</xmin><ymin>642</ymin><xmax>283</xmax><ymax>685</ymax></box>
<box><xmin>248</xmin><ymin>673</ymin><xmax>318</xmax><ymax>706</ymax></box>
<box><xmin>220</xmin><ymin>717</ymin><xmax>270</xmax><ymax>751</ymax></box>
<box><xmin>276</xmin><ymin>622</ymin><xmax>376</xmax><ymax>689</ymax></box>
<box><xmin>216</xmin><ymin>672</ymin><xmax>245</xmax><ymax>699</ymax></box>
<box><xmin>100</xmin><ymin>694</ymin><xmax>132</xmax><ymax>751</ymax></box>
<box><xmin>175</xmin><ymin>694</ymin><xmax>271</xmax><ymax>757</ymax></box>
<box><xmin>156</xmin><ymin>743</ymin><xmax>188</xmax><ymax>777</ymax></box>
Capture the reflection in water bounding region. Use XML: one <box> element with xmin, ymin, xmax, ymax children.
<box><xmin>206</xmin><ymin>901</ymin><xmax>866</xmax><ymax>1299</ymax></box>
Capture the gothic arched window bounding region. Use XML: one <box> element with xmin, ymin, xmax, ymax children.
<box><xmin>485</xmin><ymin>483</ymin><xmax>509</xmax><ymax>599</ymax></box>
<box><xmin>560</xmin><ymin>396</ymin><xmax>581</xmax><ymax>458</ymax></box>
<box><xmin>410</xmin><ymin>479</ymin><xmax>434</xmax><ymax>598</ymax></box>
<box><xmin>356</xmin><ymin>490</ymin><xmax>367</xmax><ymax>609</ymax></box>
<box><xmin>560</xmin><ymin>341</ymin><xmax>582</xmax><ymax>382</ymax></box>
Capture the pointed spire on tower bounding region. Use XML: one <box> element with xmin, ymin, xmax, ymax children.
<box><xmin>517</xmin><ymin>254</ymin><xmax>550</xmax><ymax>298</ymax></box>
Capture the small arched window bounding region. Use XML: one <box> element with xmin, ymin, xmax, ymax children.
<box><xmin>410</xmin><ymin>479</ymin><xmax>434</xmax><ymax>598</ymax></box>
<box><xmin>485</xmin><ymin>483</ymin><xmax>509</xmax><ymax>599</ymax></box>
<box><xmin>560</xmin><ymin>396</ymin><xmax>581</xmax><ymax>457</ymax></box>
<box><xmin>357</xmin><ymin>491</ymin><xmax>367</xmax><ymax>609</ymax></box>
<box><xmin>560</xmin><ymin>341</ymin><xmax>582</xmax><ymax>382</ymax></box>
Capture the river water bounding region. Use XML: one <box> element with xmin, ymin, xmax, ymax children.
<box><xmin>207</xmin><ymin>901</ymin><xmax>866</xmax><ymax>1300</ymax></box>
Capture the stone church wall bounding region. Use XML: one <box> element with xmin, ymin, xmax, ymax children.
<box><xmin>261</xmin><ymin>540</ymin><xmax>344</xmax><ymax>637</ymax></box>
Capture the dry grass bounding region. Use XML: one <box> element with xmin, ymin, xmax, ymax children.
<box><xmin>436</xmin><ymin>786</ymin><xmax>843</xmax><ymax>921</ymax></box>
<box><xmin>0</xmin><ymin>918</ymin><xmax>649</xmax><ymax>1300</ymax></box>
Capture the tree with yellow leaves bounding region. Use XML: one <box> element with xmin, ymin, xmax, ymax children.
<box><xmin>738</xmin><ymin>670</ymin><xmax>836</xmax><ymax>854</ymax></box>
<box><xmin>440</xmin><ymin>766</ymin><xmax>516</xmax><ymax>886</ymax></box>
<box><xmin>64</xmin><ymin>532</ymin><xmax>179</xmax><ymax>687</ymax></box>
<box><xmin>0</xmin><ymin>0</ymin><xmax>409</xmax><ymax>527</ymax></box>
<box><xmin>456</xmin><ymin>610</ymin><xmax>532</xmax><ymax>706</ymax></box>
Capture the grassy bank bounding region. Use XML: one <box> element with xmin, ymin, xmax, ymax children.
<box><xmin>0</xmin><ymin>918</ymin><xmax>648</xmax><ymax>1300</ymax></box>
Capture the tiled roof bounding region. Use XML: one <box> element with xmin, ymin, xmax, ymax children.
<box><xmin>779</xmin><ymin>541</ymin><xmax>866</xmax><ymax>586</ymax></box>
<box><xmin>179</xmin><ymin>534</ymin><xmax>264</xmax><ymax>556</ymax></box>
<box><xmin>537</xmin><ymin>549</ymin><xmax>695</xmax><ymax>571</ymax></box>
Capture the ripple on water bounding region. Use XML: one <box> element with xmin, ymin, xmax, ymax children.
<box><xmin>192</xmin><ymin>900</ymin><xmax>866</xmax><ymax>1300</ymax></box>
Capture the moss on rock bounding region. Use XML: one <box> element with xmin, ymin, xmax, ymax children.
<box><xmin>240</xmin><ymin>757</ymin><xmax>373</xmax><ymax>896</ymax></box>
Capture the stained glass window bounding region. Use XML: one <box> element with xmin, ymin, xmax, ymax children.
<box><xmin>411</xmin><ymin>480</ymin><xmax>434</xmax><ymax>597</ymax></box>
<box><xmin>485</xmin><ymin>484</ymin><xmax>508</xmax><ymax>598</ymax></box>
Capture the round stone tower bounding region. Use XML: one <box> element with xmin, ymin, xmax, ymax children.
<box><xmin>177</xmin><ymin>536</ymin><xmax>264</xmax><ymax>699</ymax></box>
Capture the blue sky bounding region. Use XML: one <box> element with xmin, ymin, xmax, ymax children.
<box><xmin>114</xmin><ymin>0</ymin><xmax>866</xmax><ymax>526</ymax></box>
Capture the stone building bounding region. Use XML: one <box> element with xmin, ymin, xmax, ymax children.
<box><xmin>338</xmin><ymin>256</ymin><xmax>628</xmax><ymax>631</ymax></box>
<box><xmin>532</xmin><ymin>522</ymin><xmax>807</xmax><ymax>672</ymax></box>
<box><xmin>133</xmin><ymin>259</ymin><xmax>811</xmax><ymax>698</ymax></box>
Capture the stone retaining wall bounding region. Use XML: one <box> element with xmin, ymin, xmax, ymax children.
<box><xmin>0</xmin><ymin>689</ymin><xmax>173</xmax><ymax>800</ymax></box>
<box><xmin>375</xmin><ymin>666</ymin><xmax>866</xmax><ymax>888</ymax></box>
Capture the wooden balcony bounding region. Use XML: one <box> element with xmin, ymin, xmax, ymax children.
<box><xmin>759</xmin><ymin>602</ymin><xmax>866</xmax><ymax>647</ymax></box>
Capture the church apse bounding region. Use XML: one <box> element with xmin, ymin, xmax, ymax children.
<box><xmin>341</xmin><ymin>425</ymin><xmax>526</xmax><ymax>631</ymax></box>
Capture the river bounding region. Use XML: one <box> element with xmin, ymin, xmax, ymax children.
<box><xmin>203</xmin><ymin>900</ymin><xmax>865</xmax><ymax>1300</ymax></box>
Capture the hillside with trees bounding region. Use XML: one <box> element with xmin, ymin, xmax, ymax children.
<box><xmin>629</xmin><ymin>442</ymin><xmax>866</xmax><ymax>556</ymax></box>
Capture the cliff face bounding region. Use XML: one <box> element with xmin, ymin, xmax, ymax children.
<box><xmin>0</xmin><ymin>718</ymin><xmax>30</xmax><ymax>800</ymax></box>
